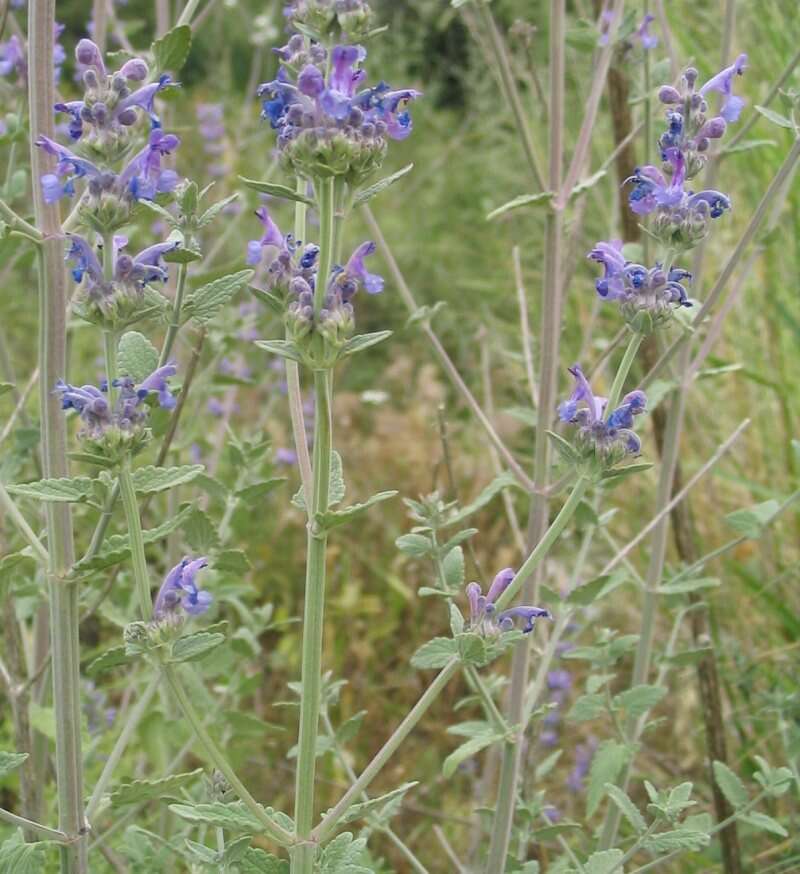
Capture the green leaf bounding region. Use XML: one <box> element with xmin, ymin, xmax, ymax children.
<box><xmin>238</xmin><ymin>177</ymin><xmax>314</xmax><ymax>204</ymax></box>
<box><xmin>605</xmin><ymin>783</ymin><xmax>646</xmax><ymax>833</ymax></box>
<box><xmin>28</xmin><ymin>704</ymin><xmax>56</xmax><ymax>742</ymax></box>
<box><xmin>340</xmin><ymin>331</ymin><xmax>393</xmax><ymax>357</ymax></box>
<box><xmin>171</xmin><ymin>631</ymin><xmax>226</xmax><ymax>663</ymax></box>
<box><xmin>486</xmin><ymin>190</ymin><xmax>554</xmax><ymax>221</ymax></box>
<box><xmin>354</xmin><ymin>163</ymin><xmax>414</xmax><ymax>204</ymax></box>
<box><xmin>724</xmin><ymin>499</ymin><xmax>781</xmax><ymax>538</ymax></box>
<box><xmin>723</xmin><ymin>138</ymin><xmax>777</xmax><ymax>155</ymax></box>
<box><xmin>185</xmin><ymin>269</ymin><xmax>254</xmax><ymax>324</ymax></box>
<box><xmin>0</xmin><ymin>382</ymin><xmax>14</xmax><ymax>398</ymax></box>
<box><xmin>317</xmin><ymin>490</ymin><xmax>397</xmax><ymax>530</ymax></box>
<box><xmin>395</xmin><ymin>533</ymin><xmax>434</xmax><ymax>557</ymax></box>
<box><xmin>7</xmin><ymin>476</ymin><xmax>96</xmax><ymax>503</ymax></box>
<box><xmin>0</xmin><ymin>750</ymin><xmax>28</xmax><ymax>778</ymax></box>
<box><xmin>410</xmin><ymin>637</ymin><xmax>458</xmax><ymax>669</ymax></box>
<box><xmin>132</xmin><ymin>464</ymin><xmax>204</xmax><ymax>495</ymax></box>
<box><xmin>254</xmin><ymin>339</ymin><xmax>305</xmax><ymax>364</ymax></box>
<box><xmin>713</xmin><ymin>761</ymin><xmax>749</xmax><ymax>809</ymax></box>
<box><xmin>615</xmin><ymin>684</ymin><xmax>667</xmax><ymax>720</ymax></box>
<box><xmin>642</xmin><ymin>828</ymin><xmax>711</xmax><ymax>852</ymax></box>
<box><xmin>530</xmin><ymin>822</ymin><xmax>582</xmax><ymax>842</ymax></box>
<box><xmin>318</xmin><ymin>833</ymin><xmax>371</xmax><ymax>874</ymax></box>
<box><xmin>0</xmin><ymin>833</ymin><xmax>47</xmax><ymax>874</ymax></box>
<box><xmin>584</xmin><ymin>850</ymin><xmax>625</xmax><ymax>874</ymax></box>
<box><xmin>739</xmin><ymin>811</ymin><xmax>789</xmax><ymax>837</ymax></box>
<box><xmin>443</xmin><ymin>732</ymin><xmax>503</xmax><ymax>779</ymax></box>
<box><xmin>335</xmin><ymin>782</ymin><xmax>418</xmax><ymax>825</ymax></box>
<box><xmin>110</xmin><ymin>768</ymin><xmax>204</xmax><ymax>807</ymax></box>
<box><xmin>238</xmin><ymin>848</ymin><xmax>290</xmax><ymax>873</ymax></box>
<box><xmin>443</xmin><ymin>546</ymin><xmax>465</xmax><ymax>589</ymax></box>
<box><xmin>152</xmin><ymin>24</ymin><xmax>192</xmax><ymax>72</ymax></box>
<box><xmin>118</xmin><ymin>331</ymin><xmax>159</xmax><ymax>381</ymax></box>
<box><xmin>449</xmin><ymin>602</ymin><xmax>464</xmax><ymax>636</ymax></box>
<box><xmin>443</xmin><ymin>472</ymin><xmax>519</xmax><ymax>527</ymax></box>
<box><xmin>213</xmin><ymin>549</ymin><xmax>252</xmax><ymax>575</ymax></box>
<box><xmin>567</xmin><ymin>693</ymin><xmax>606</xmax><ymax>722</ymax></box>
<box><xmin>86</xmin><ymin>645</ymin><xmax>135</xmax><ymax>677</ymax></box>
<box><xmin>601</xmin><ymin>462</ymin><xmax>654</xmax><ymax>486</ymax></box>
<box><xmin>291</xmin><ymin>451</ymin><xmax>345</xmax><ymax>511</ymax></box>
<box><xmin>169</xmin><ymin>801</ymin><xmax>264</xmax><ymax>833</ymax></box>
<box><xmin>198</xmin><ymin>194</ymin><xmax>240</xmax><ymax>228</ymax></box>
<box><xmin>587</xmin><ymin>741</ymin><xmax>631</xmax><ymax>817</ymax></box>
<box><xmin>236</xmin><ymin>478</ymin><xmax>286</xmax><ymax>504</ymax></box>
<box><xmin>566</xmin><ymin>571</ymin><xmax>627</xmax><ymax>607</ymax></box>
<box><xmin>657</xmin><ymin>575</ymin><xmax>720</xmax><ymax>595</ymax></box>
<box><xmin>547</xmin><ymin>430</ymin><xmax>578</xmax><ymax>463</ymax></box>
<box><xmin>570</xmin><ymin>169</ymin><xmax>607</xmax><ymax>198</ymax></box>
<box><xmin>248</xmin><ymin>285</ymin><xmax>285</xmax><ymax>316</ymax></box>
<box><xmin>754</xmin><ymin>105</ymin><xmax>795</xmax><ymax>130</ymax></box>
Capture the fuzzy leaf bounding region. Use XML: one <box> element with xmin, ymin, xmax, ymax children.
<box><xmin>198</xmin><ymin>194</ymin><xmax>240</xmax><ymax>227</ymax></box>
<box><xmin>601</xmin><ymin>462</ymin><xmax>654</xmax><ymax>485</ymax></box>
<box><xmin>0</xmin><ymin>751</ymin><xmax>28</xmax><ymax>778</ymax></box>
<box><xmin>443</xmin><ymin>546</ymin><xmax>465</xmax><ymax>589</ymax></box>
<box><xmin>316</xmin><ymin>490</ymin><xmax>398</xmax><ymax>530</ymax></box>
<box><xmin>118</xmin><ymin>332</ymin><xmax>158</xmax><ymax>383</ymax></box>
<box><xmin>443</xmin><ymin>733</ymin><xmax>503</xmax><ymax>778</ymax></box>
<box><xmin>169</xmin><ymin>801</ymin><xmax>268</xmax><ymax>833</ymax></box>
<box><xmin>615</xmin><ymin>684</ymin><xmax>667</xmax><ymax>720</ymax></box>
<box><xmin>486</xmin><ymin>190</ymin><xmax>554</xmax><ymax>220</ymax></box>
<box><xmin>236</xmin><ymin>478</ymin><xmax>286</xmax><ymax>504</ymax></box>
<box><xmin>713</xmin><ymin>761</ymin><xmax>749</xmax><ymax>809</ymax></box>
<box><xmin>0</xmin><ymin>834</ymin><xmax>46</xmax><ymax>874</ymax></box>
<box><xmin>754</xmin><ymin>105</ymin><xmax>795</xmax><ymax>130</ymax></box>
<box><xmin>395</xmin><ymin>533</ymin><xmax>433</xmax><ymax>557</ymax></box>
<box><xmin>605</xmin><ymin>783</ymin><xmax>646</xmax><ymax>833</ymax></box>
<box><xmin>318</xmin><ymin>833</ymin><xmax>370</xmax><ymax>874</ymax></box>
<box><xmin>566</xmin><ymin>571</ymin><xmax>627</xmax><ymax>606</ymax></box>
<box><xmin>335</xmin><ymin>782</ymin><xmax>418</xmax><ymax>825</ymax></box>
<box><xmin>340</xmin><ymin>331</ymin><xmax>393</xmax><ymax>358</ymax></box>
<box><xmin>238</xmin><ymin>177</ymin><xmax>314</xmax><ymax>204</ymax></box>
<box><xmin>643</xmin><ymin>828</ymin><xmax>711</xmax><ymax>852</ymax></box>
<box><xmin>248</xmin><ymin>285</ymin><xmax>285</xmax><ymax>316</ymax></box>
<box><xmin>354</xmin><ymin>164</ymin><xmax>414</xmax><ymax>204</ymax></box>
<box><xmin>587</xmin><ymin>741</ymin><xmax>631</xmax><ymax>817</ymax></box>
<box><xmin>254</xmin><ymin>339</ymin><xmax>305</xmax><ymax>364</ymax></box>
<box><xmin>185</xmin><ymin>270</ymin><xmax>253</xmax><ymax>324</ymax></box>
<box><xmin>567</xmin><ymin>693</ymin><xmax>606</xmax><ymax>723</ymax></box>
<box><xmin>724</xmin><ymin>499</ymin><xmax>781</xmax><ymax>538</ymax></box>
<box><xmin>86</xmin><ymin>645</ymin><xmax>136</xmax><ymax>677</ymax></box>
<box><xmin>570</xmin><ymin>169</ymin><xmax>607</xmax><ymax>198</ymax></box>
<box><xmin>171</xmin><ymin>631</ymin><xmax>226</xmax><ymax>663</ymax></box>
<box><xmin>291</xmin><ymin>451</ymin><xmax>345</xmax><ymax>511</ymax></box>
<box><xmin>657</xmin><ymin>575</ymin><xmax>720</xmax><ymax>595</ymax></box>
<box><xmin>410</xmin><ymin>637</ymin><xmax>458</xmax><ymax>669</ymax></box>
<box><xmin>7</xmin><ymin>476</ymin><xmax>96</xmax><ymax>503</ymax></box>
<box><xmin>739</xmin><ymin>811</ymin><xmax>788</xmax><ymax>837</ymax></box>
<box><xmin>584</xmin><ymin>850</ymin><xmax>625</xmax><ymax>874</ymax></box>
<box><xmin>110</xmin><ymin>768</ymin><xmax>204</xmax><ymax>807</ymax></box>
<box><xmin>547</xmin><ymin>430</ymin><xmax>578</xmax><ymax>463</ymax></box>
<box><xmin>152</xmin><ymin>24</ymin><xmax>192</xmax><ymax>72</ymax></box>
<box><xmin>443</xmin><ymin>472</ymin><xmax>518</xmax><ymax>527</ymax></box>
<box><xmin>239</xmin><ymin>848</ymin><xmax>290</xmax><ymax>873</ymax></box>
<box><xmin>132</xmin><ymin>464</ymin><xmax>204</xmax><ymax>495</ymax></box>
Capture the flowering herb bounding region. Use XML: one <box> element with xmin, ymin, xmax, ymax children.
<box><xmin>465</xmin><ymin>569</ymin><xmax>552</xmax><ymax>635</ymax></box>
<box><xmin>153</xmin><ymin>557</ymin><xmax>212</xmax><ymax>620</ymax></box>
<box><xmin>283</xmin><ymin>0</ymin><xmax>375</xmax><ymax>40</ymax></box>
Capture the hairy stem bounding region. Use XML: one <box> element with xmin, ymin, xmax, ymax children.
<box><xmin>158</xmin><ymin>263</ymin><xmax>188</xmax><ymax>367</ymax></box>
<box><xmin>604</xmin><ymin>331</ymin><xmax>643</xmax><ymax>416</ymax></box>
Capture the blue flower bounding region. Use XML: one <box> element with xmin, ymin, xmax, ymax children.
<box><xmin>341</xmin><ymin>241</ymin><xmax>384</xmax><ymax>295</ymax></box>
<box><xmin>700</xmin><ymin>53</ymin><xmax>748</xmax><ymax>123</ymax></box>
<box><xmin>466</xmin><ymin>570</ymin><xmax>552</xmax><ymax>636</ymax></box>
<box><xmin>247</xmin><ymin>206</ymin><xmax>288</xmax><ymax>265</ymax></box>
<box><xmin>153</xmin><ymin>557</ymin><xmax>212</xmax><ymax>619</ymax></box>
<box><xmin>634</xmin><ymin>14</ymin><xmax>658</xmax><ymax>50</ymax></box>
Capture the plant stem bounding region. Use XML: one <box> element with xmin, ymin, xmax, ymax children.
<box><xmin>117</xmin><ymin>460</ymin><xmax>152</xmax><ymax>619</ymax></box>
<box><xmin>0</xmin><ymin>479</ymin><xmax>49</xmax><ymax>564</ymax></box>
<box><xmin>85</xmin><ymin>673</ymin><xmax>160</xmax><ymax>820</ymax></box>
<box><xmin>0</xmin><ymin>807</ymin><xmax>70</xmax><ymax>843</ymax></box>
<box><xmin>158</xmin><ymin>263</ymin><xmax>188</xmax><ymax>367</ymax></box>
<box><xmin>28</xmin><ymin>0</ymin><xmax>87</xmax><ymax>867</ymax></box>
<box><xmin>102</xmin><ymin>329</ymin><xmax>118</xmax><ymax>405</ymax></box>
<box><xmin>313</xmin><ymin>177</ymin><xmax>336</xmax><ymax>314</ymax></box>
<box><xmin>291</xmin><ymin>368</ymin><xmax>333</xmax><ymax>874</ymax></box>
<box><xmin>176</xmin><ymin>0</ymin><xmax>202</xmax><ymax>27</ymax></box>
<box><xmin>604</xmin><ymin>332</ymin><xmax>643</xmax><ymax>417</ymax></box>
<box><xmin>312</xmin><ymin>658</ymin><xmax>460</xmax><ymax>843</ymax></box>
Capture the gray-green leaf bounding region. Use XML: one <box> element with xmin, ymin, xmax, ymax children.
<box><xmin>354</xmin><ymin>163</ymin><xmax>414</xmax><ymax>204</ymax></box>
<box><xmin>110</xmin><ymin>768</ymin><xmax>204</xmax><ymax>807</ymax></box>
<box><xmin>185</xmin><ymin>270</ymin><xmax>254</xmax><ymax>324</ymax></box>
<box><xmin>171</xmin><ymin>631</ymin><xmax>226</xmax><ymax>663</ymax></box>
<box><xmin>410</xmin><ymin>637</ymin><xmax>458</xmax><ymax>669</ymax></box>
<box><xmin>587</xmin><ymin>741</ymin><xmax>631</xmax><ymax>817</ymax></box>
<box><xmin>238</xmin><ymin>177</ymin><xmax>313</xmax><ymax>205</ymax></box>
<box><xmin>0</xmin><ymin>750</ymin><xmax>28</xmax><ymax>778</ymax></box>
<box><xmin>713</xmin><ymin>761</ymin><xmax>749</xmax><ymax>809</ymax></box>
<box><xmin>152</xmin><ymin>24</ymin><xmax>192</xmax><ymax>72</ymax></box>
<box><xmin>132</xmin><ymin>464</ymin><xmax>203</xmax><ymax>495</ymax></box>
<box><xmin>118</xmin><ymin>331</ymin><xmax>159</xmax><ymax>381</ymax></box>
<box><xmin>7</xmin><ymin>476</ymin><xmax>96</xmax><ymax>503</ymax></box>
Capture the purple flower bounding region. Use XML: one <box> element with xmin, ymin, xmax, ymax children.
<box><xmin>247</xmin><ymin>206</ymin><xmax>287</xmax><ymax>265</ymax></box>
<box><xmin>567</xmin><ymin>739</ymin><xmax>598</xmax><ymax>793</ymax></box>
<box><xmin>341</xmin><ymin>241</ymin><xmax>384</xmax><ymax>295</ymax></box>
<box><xmin>700</xmin><ymin>53</ymin><xmax>748</xmax><ymax>123</ymax></box>
<box><xmin>153</xmin><ymin>557</ymin><xmax>212</xmax><ymax>619</ymax></box>
<box><xmin>634</xmin><ymin>14</ymin><xmax>658</xmax><ymax>50</ymax></box>
<box><xmin>547</xmin><ymin>669</ymin><xmax>573</xmax><ymax>691</ymax></box>
<box><xmin>276</xmin><ymin>447</ymin><xmax>298</xmax><ymax>465</ymax></box>
<box><xmin>465</xmin><ymin>572</ymin><xmax>552</xmax><ymax>636</ymax></box>
<box><xmin>626</xmin><ymin>148</ymin><xmax>687</xmax><ymax>216</ymax></box>
<box><xmin>135</xmin><ymin>362</ymin><xmax>178</xmax><ymax>410</ymax></box>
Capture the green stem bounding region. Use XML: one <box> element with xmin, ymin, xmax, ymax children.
<box><xmin>313</xmin><ymin>177</ymin><xmax>336</xmax><ymax>314</ymax></box>
<box><xmin>175</xmin><ymin>0</ymin><xmax>202</xmax><ymax>27</ymax></box>
<box><xmin>0</xmin><ymin>807</ymin><xmax>70</xmax><ymax>844</ymax></box>
<box><xmin>291</xmin><ymin>368</ymin><xmax>333</xmax><ymax>874</ymax></box>
<box><xmin>29</xmin><ymin>0</ymin><xmax>87</xmax><ymax>866</ymax></box>
<box><xmin>0</xmin><ymin>479</ymin><xmax>49</xmax><ymax>564</ymax></box>
<box><xmin>158</xmin><ymin>264</ymin><xmax>188</xmax><ymax>367</ymax></box>
<box><xmin>494</xmin><ymin>475</ymin><xmax>590</xmax><ymax>612</ymax></box>
<box><xmin>312</xmin><ymin>658</ymin><xmax>460</xmax><ymax>843</ymax></box>
<box><xmin>117</xmin><ymin>460</ymin><xmax>152</xmax><ymax>619</ymax></box>
<box><xmin>465</xmin><ymin>666</ymin><xmax>507</xmax><ymax>733</ymax></box>
<box><xmin>102</xmin><ymin>329</ymin><xmax>118</xmax><ymax>405</ymax></box>
<box><xmin>604</xmin><ymin>331</ymin><xmax>644</xmax><ymax>417</ymax></box>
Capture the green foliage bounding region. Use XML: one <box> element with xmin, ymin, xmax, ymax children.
<box><xmin>0</xmin><ymin>750</ymin><xmax>28</xmax><ymax>777</ymax></box>
<box><xmin>110</xmin><ymin>768</ymin><xmax>204</xmax><ymax>807</ymax></box>
<box><xmin>118</xmin><ymin>332</ymin><xmax>159</xmax><ymax>381</ymax></box>
<box><xmin>184</xmin><ymin>270</ymin><xmax>254</xmax><ymax>324</ymax></box>
<box><xmin>0</xmin><ymin>834</ymin><xmax>47</xmax><ymax>874</ymax></box>
<box><xmin>152</xmin><ymin>24</ymin><xmax>193</xmax><ymax>73</ymax></box>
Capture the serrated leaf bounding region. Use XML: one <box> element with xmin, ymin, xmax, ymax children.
<box><xmin>615</xmin><ymin>684</ymin><xmax>667</xmax><ymax>720</ymax></box>
<box><xmin>443</xmin><ymin>732</ymin><xmax>503</xmax><ymax>778</ymax></box>
<box><xmin>118</xmin><ymin>331</ymin><xmax>159</xmax><ymax>381</ymax></box>
<box><xmin>443</xmin><ymin>471</ymin><xmax>518</xmax><ymax>527</ymax></box>
<box><xmin>449</xmin><ymin>602</ymin><xmax>464</xmax><ymax>635</ymax></box>
<box><xmin>7</xmin><ymin>476</ymin><xmax>96</xmax><ymax>502</ymax></box>
<box><xmin>587</xmin><ymin>741</ymin><xmax>630</xmax><ymax>817</ymax></box>
<box><xmin>336</xmin><ymin>782</ymin><xmax>418</xmax><ymax>825</ymax></box>
<box><xmin>0</xmin><ymin>834</ymin><xmax>46</xmax><ymax>874</ymax></box>
<box><xmin>185</xmin><ymin>270</ymin><xmax>253</xmax><ymax>324</ymax></box>
<box><xmin>152</xmin><ymin>24</ymin><xmax>192</xmax><ymax>72</ymax></box>
<box><xmin>171</xmin><ymin>631</ymin><xmax>226</xmax><ymax>663</ymax></box>
<box><xmin>169</xmin><ymin>801</ymin><xmax>264</xmax><ymax>832</ymax></box>
<box><xmin>235</xmin><ymin>478</ymin><xmax>286</xmax><ymax>504</ymax></box>
<box><xmin>410</xmin><ymin>637</ymin><xmax>457</xmax><ymax>669</ymax></box>
<box><xmin>643</xmin><ymin>828</ymin><xmax>711</xmax><ymax>852</ymax></box>
<box><xmin>567</xmin><ymin>693</ymin><xmax>606</xmax><ymax>722</ymax></box>
<box><xmin>605</xmin><ymin>783</ymin><xmax>646</xmax><ymax>833</ymax></box>
<box><xmin>754</xmin><ymin>105</ymin><xmax>795</xmax><ymax>130</ymax></box>
<box><xmin>354</xmin><ymin>163</ymin><xmax>414</xmax><ymax>204</ymax></box>
<box><xmin>739</xmin><ymin>811</ymin><xmax>788</xmax><ymax>837</ymax></box>
<box><xmin>724</xmin><ymin>499</ymin><xmax>781</xmax><ymax>538</ymax></box>
<box><xmin>570</xmin><ymin>169</ymin><xmax>607</xmax><ymax>197</ymax></box>
<box><xmin>340</xmin><ymin>331</ymin><xmax>393</xmax><ymax>357</ymax></box>
<box><xmin>713</xmin><ymin>761</ymin><xmax>749</xmax><ymax>809</ymax></box>
<box><xmin>248</xmin><ymin>285</ymin><xmax>285</xmax><ymax>316</ymax></box>
<box><xmin>443</xmin><ymin>546</ymin><xmax>465</xmax><ymax>589</ymax></box>
<box><xmin>198</xmin><ymin>194</ymin><xmax>240</xmax><ymax>227</ymax></box>
<box><xmin>318</xmin><ymin>832</ymin><xmax>370</xmax><ymax>874</ymax></box>
<box><xmin>584</xmin><ymin>849</ymin><xmax>625</xmax><ymax>874</ymax></box>
<box><xmin>395</xmin><ymin>533</ymin><xmax>433</xmax><ymax>557</ymax></box>
<box><xmin>291</xmin><ymin>451</ymin><xmax>345</xmax><ymax>511</ymax></box>
<box><xmin>110</xmin><ymin>768</ymin><xmax>204</xmax><ymax>807</ymax></box>
<box><xmin>567</xmin><ymin>571</ymin><xmax>627</xmax><ymax>606</ymax></box>
<box><xmin>213</xmin><ymin>549</ymin><xmax>252</xmax><ymax>574</ymax></box>
<box><xmin>486</xmin><ymin>190</ymin><xmax>554</xmax><ymax>220</ymax></box>
<box><xmin>86</xmin><ymin>645</ymin><xmax>136</xmax><ymax>677</ymax></box>
<box><xmin>254</xmin><ymin>339</ymin><xmax>305</xmax><ymax>364</ymax></box>
<box><xmin>0</xmin><ymin>751</ymin><xmax>28</xmax><ymax>778</ymax></box>
<box><xmin>239</xmin><ymin>848</ymin><xmax>290</xmax><ymax>873</ymax></box>
<box><xmin>316</xmin><ymin>490</ymin><xmax>397</xmax><ymax>530</ymax></box>
<box><xmin>601</xmin><ymin>462</ymin><xmax>654</xmax><ymax>485</ymax></box>
<box><xmin>132</xmin><ymin>464</ymin><xmax>204</xmax><ymax>494</ymax></box>
<box><xmin>238</xmin><ymin>177</ymin><xmax>313</xmax><ymax>205</ymax></box>
<box><xmin>547</xmin><ymin>430</ymin><xmax>578</xmax><ymax>463</ymax></box>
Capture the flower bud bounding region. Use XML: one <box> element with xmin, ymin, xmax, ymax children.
<box><xmin>658</xmin><ymin>85</ymin><xmax>681</xmax><ymax>104</ymax></box>
<box><xmin>120</xmin><ymin>57</ymin><xmax>149</xmax><ymax>81</ymax></box>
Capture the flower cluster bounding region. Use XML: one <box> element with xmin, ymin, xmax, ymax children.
<box><xmin>283</xmin><ymin>0</ymin><xmax>374</xmax><ymax>40</ymax></box>
<box><xmin>558</xmin><ymin>365</ymin><xmax>647</xmax><ymax>464</ymax></box>
<box><xmin>258</xmin><ymin>43</ymin><xmax>420</xmax><ymax>181</ymax></box>
<box><xmin>589</xmin><ymin>239</ymin><xmax>692</xmax><ymax>330</ymax></box>
<box><xmin>625</xmin><ymin>57</ymin><xmax>747</xmax><ymax>250</ymax></box>
<box><xmin>65</xmin><ymin>233</ymin><xmax>178</xmax><ymax>328</ymax></box>
<box><xmin>55</xmin><ymin>363</ymin><xmax>176</xmax><ymax>455</ymax></box>
<box><xmin>0</xmin><ymin>24</ymin><xmax>65</xmax><ymax>86</ymax></box>
<box><xmin>57</xmin><ymin>39</ymin><xmax>172</xmax><ymax>159</ymax></box>
<box><xmin>465</xmin><ymin>568</ymin><xmax>552</xmax><ymax>636</ymax></box>
<box><xmin>153</xmin><ymin>557</ymin><xmax>212</xmax><ymax>621</ymax></box>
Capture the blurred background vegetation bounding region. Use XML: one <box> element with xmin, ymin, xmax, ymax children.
<box><xmin>1</xmin><ymin>0</ymin><xmax>799</xmax><ymax>871</ymax></box>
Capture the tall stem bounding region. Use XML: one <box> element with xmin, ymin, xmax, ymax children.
<box><xmin>291</xmin><ymin>368</ymin><xmax>333</xmax><ymax>874</ymax></box>
<box><xmin>604</xmin><ymin>331</ymin><xmax>643</xmax><ymax>417</ymax></box>
<box><xmin>158</xmin><ymin>263</ymin><xmax>188</xmax><ymax>367</ymax></box>
<box><xmin>117</xmin><ymin>460</ymin><xmax>152</xmax><ymax>619</ymax></box>
<box><xmin>28</xmin><ymin>0</ymin><xmax>87</xmax><ymax>869</ymax></box>
<box><xmin>485</xmin><ymin>2</ymin><xmax>565</xmax><ymax>869</ymax></box>
<box><xmin>313</xmin><ymin>177</ymin><xmax>335</xmax><ymax>314</ymax></box>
